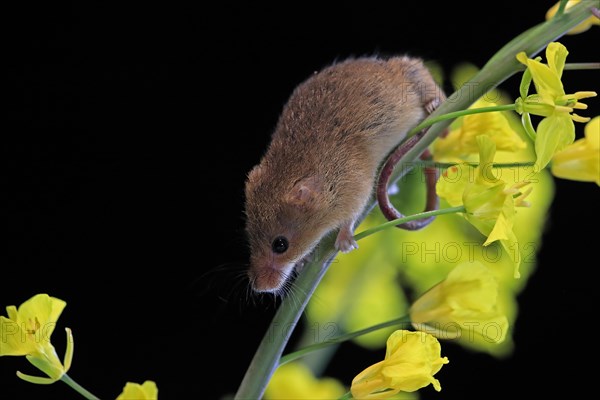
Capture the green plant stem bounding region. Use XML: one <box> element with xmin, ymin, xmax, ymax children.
<box><xmin>415</xmin><ymin>161</ymin><xmax>535</xmax><ymax>169</ymax></box>
<box><xmin>280</xmin><ymin>315</ymin><xmax>412</xmax><ymax>366</ymax></box>
<box><xmin>61</xmin><ymin>374</ymin><xmax>100</xmax><ymax>400</ymax></box>
<box><xmin>234</xmin><ymin>234</ymin><xmax>339</xmax><ymax>400</ymax></box>
<box><xmin>353</xmin><ymin>206</ymin><xmax>466</xmax><ymax>242</ymax></box>
<box><xmin>233</xmin><ymin>4</ymin><xmax>595</xmax><ymax>399</ymax></box>
<box><xmin>408</xmin><ymin>104</ymin><xmax>516</xmax><ymax>137</ymax></box>
<box><xmin>564</xmin><ymin>62</ymin><xmax>600</xmax><ymax>70</ymax></box>
<box><xmin>557</xmin><ymin>0</ymin><xmax>569</xmax><ymax>16</ymax></box>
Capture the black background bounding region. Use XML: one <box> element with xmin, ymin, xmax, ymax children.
<box><xmin>5</xmin><ymin>2</ymin><xmax>599</xmax><ymax>399</ymax></box>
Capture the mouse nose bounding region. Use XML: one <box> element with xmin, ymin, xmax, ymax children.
<box><xmin>248</xmin><ymin>261</ymin><xmax>294</xmax><ymax>293</ymax></box>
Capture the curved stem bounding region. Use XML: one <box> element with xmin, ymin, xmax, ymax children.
<box><xmin>354</xmin><ymin>206</ymin><xmax>466</xmax><ymax>242</ymax></box>
<box><xmin>377</xmin><ymin>130</ymin><xmax>439</xmax><ymax>230</ymax></box>
<box><xmin>233</xmin><ymin>5</ymin><xmax>595</xmax><ymax>399</ymax></box>
<box><xmin>279</xmin><ymin>315</ymin><xmax>412</xmax><ymax>366</ymax></box>
<box><xmin>61</xmin><ymin>374</ymin><xmax>101</xmax><ymax>400</ymax></box>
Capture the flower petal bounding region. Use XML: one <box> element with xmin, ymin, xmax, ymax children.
<box><xmin>585</xmin><ymin>116</ymin><xmax>599</xmax><ymax>148</ymax></box>
<box><xmin>6</xmin><ymin>305</ymin><xmax>18</xmax><ymax>322</ymax></box>
<box><xmin>63</xmin><ymin>328</ymin><xmax>74</xmax><ymax>372</ymax></box>
<box><xmin>475</xmin><ymin>135</ymin><xmax>497</xmax><ymax>172</ymax></box>
<box><xmin>351</xmin><ymin>331</ymin><xmax>447</xmax><ymax>398</ymax></box>
<box><xmin>551</xmin><ymin>117</ymin><xmax>600</xmax><ymax>185</ymax></box>
<box><xmin>0</xmin><ymin>316</ymin><xmax>29</xmax><ymax>356</ymax></box>
<box><xmin>483</xmin><ymin>208</ymin><xmax>512</xmax><ymax>245</ymax></box>
<box><xmin>500</xmin><ymin>228</ymin><xmax>522</xmax><ymax>279</ymax></box>
<box><xmin>432</xmin><ymin>99</ymin><xmax>526</xmax><ymax>162</ymax></box>
<box><xmin>517</xmin><ymin>59</ymin><xmax>533</xmax><ymax>99</ymax></box>
<box><xmin>410</xmin><ymin>262</ymin><xmax>510</xmax><ymax>347</ymax></box>
<box><xmin>524</xmin><ymin>57</ymin><xmax>565</xmax><ymax>100</ymax></box>
<box><xmin>17</xmin><ymin>294</ymin><xmax>66</xmax><ymax>340</ymax></box>
<box><xmin>534</xmin><ymin>114</ymin><xmax>575</xmax><ymax>170</ymax></box>
<box><xmin>16</xmin><ymin>371</ymin><xmax>57</xmax><ymax>385</ymax></box>
<box><xmin>464</xmin><ymin>183</ymin><xmax>507</xmax><ymax>219</ymax></box>
<box><xmin>266</xmin><ymin>363</ymin><xmax>345</xmax><ymax>400</ymax></box>
<box><xmin>436</xmin><ymin>164</ymin><xmax>471</xmax><ymax>206</ymax></box>
<box><xmin>546</xmin><ymin>42</ymin><xmax>568</xmax><ymax>79</ymax></box>
<box><xmin>116</xmin><ymin>381</ymin><xmax>159</xmax><ymax>400</ymax></box>
<box><xmin>442</xmin><ymin>262</ymin><xmax>499</xmax><ymax>311</ymax></box>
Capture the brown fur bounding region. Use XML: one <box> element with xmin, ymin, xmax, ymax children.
<box><xmin>244</xmin><ymin>55</ymin><xmax>444</xmax><ymax>292</ymax></box>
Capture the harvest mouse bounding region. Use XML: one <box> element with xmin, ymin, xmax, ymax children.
<box><xmin>244</xmin><ymin>55</ymin><xmax>445</xmax><ymax>293</ymax></box>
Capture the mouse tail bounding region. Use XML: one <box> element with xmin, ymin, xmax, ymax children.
<box><xmin>376</xmin><ymin>129</ymin><xmax>440</xmax><ymax>230</ymax></box>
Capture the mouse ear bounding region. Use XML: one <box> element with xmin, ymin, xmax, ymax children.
<box><xmin>285</xmin><ymin>176</ymin><xmax>322</xmax><ymax>209</ymax></box>
<box><xmin>247</xmin><ymin>164</ymin><xmax>264</xmax><ymax>183</ymax></box>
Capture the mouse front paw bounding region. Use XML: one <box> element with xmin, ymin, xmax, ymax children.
<box><xmin>335</xmin><ymin>223</ymin><xmax>358</xmax><ymax>253</ymax></box>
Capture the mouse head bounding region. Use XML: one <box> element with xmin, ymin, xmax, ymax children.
<box><xmin>244</xmin><ymin>164</ymin><xmax>328</xmax><ymax>293</ymax></box>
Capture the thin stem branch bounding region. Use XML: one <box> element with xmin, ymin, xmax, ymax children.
<box><xmin>279</xmin><ymin>315</ymin><xmax>412</xmax><ymax>366</ymax></box>
<box><xmin>564</xmin><ymin>62</ymin><xmax>600</xmax><ymax>70</ymax></box>
<box><xmin>61</xmin><ymin>374</ymin><xmax>101</xmax><ymax>400</ymax></box>
<box><xmin>557</xmin><ymin>0</ymin><xmax>569</xmax><ymax>16</ymax></box>
<box><xmin>415</xmin><ymin>161</ymin><xmax>535</xmax><ymax>169</ymax></box>
<box><xmin>408</xmin><ymin>104</ymin><xmax>516</xmax><ymax>137</ymax></box>
<box><xmin>353</xmin><ymin>206</ymin><xmax>466</xmax><ymax>242</ymax></box>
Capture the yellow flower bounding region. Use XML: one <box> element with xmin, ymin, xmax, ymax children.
<box><xmin>0</xmin><ymin>293</ymin><xmax>73</xmax><ymax>384</ymax></box>
<box><xmin>515</xmin><ymin>42</ymin><xmax>597</xmax><ymax>170</ymax></box>
<box><xmin>433</xmin><ymin>98</ymin><xmax>526</xmax><ymax>162</ymax></box>
<box><xmin>409</xmin><ymin>261</ymin><xmax>509</xmax><ymax>350</ymax></box>
<box><xmin>265</xmin><ymin>362</ymin><xmax>346</xmax><ymax>400</ymax></box>
<box><xmin>546</xmin><ymin>0</ymin><xmax>600</xmax><ymax>34</ymax></box>
<box><xmin>551</xmin><ymin>116</ymin><xmax>600</xmax><ymax>185</ymax></box>
<box><xmin>116</xmin><ymin>380</ymin><xmax>159</xmax><ymax>400</ymax></box>
<box><xmin>436</xmin><ymin>135</ymin><xmax>531</xmax><ymax>278</ymax></box>
<box><xmin>351</xmin><ymin>330</ymin><xmax>448</xmax><ymax>399</ymax></box>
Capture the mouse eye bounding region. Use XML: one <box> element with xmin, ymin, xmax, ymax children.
<box><xmin>271</xmin><ymin>236</ymin><xmax>289</xmax><ymax>254</ymax></box>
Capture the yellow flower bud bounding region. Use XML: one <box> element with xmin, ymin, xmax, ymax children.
<box><xmin>351</xmin><ymin>330</ymin><xmax>448</xmax><ymax>398</ymax></box>
<box><xmin>116</xmin><ymin>381</ymin><xmax>159</xmax><ymax>400</ymax></box>
<box><xmin>546</xmin><ymin>0</ymin><xmax>600</xmax><ymax>34</ymax></box>
<box><xmin>410</xmin><ymin>262</ymin><xmax>509</xmax><ymax>349</ymax></box>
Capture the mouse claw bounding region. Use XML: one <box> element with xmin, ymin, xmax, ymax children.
<box><xmin>335</xmin><ymin>236</ymin><xmax>359</xmax><ymax>253</ymax></box>
<box><xmin>424</xmin><ymin>97</ymin><xmax>441</xmax><ymax>115</ymax></box>
<box><xmin>335</xmin><ymin>224</ymin><xmax>359</xmax><ymax>253</ymax></box>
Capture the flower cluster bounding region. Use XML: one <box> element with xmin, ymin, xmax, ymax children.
<box><xmin>436</xmin><ymin>135</ymin><xmax>531</xmax><ymax>278</ymax></box>
<box><xmin>1</xmin><ymin>294</ymin><xmax>158</xmax><ymax>399</ymax></box>
<box><xmin>515</xmin><ymin>42</ymin><xmax>596</xmax><ymax>170</ymax></box>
